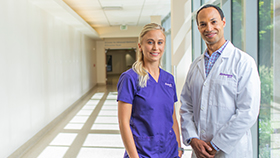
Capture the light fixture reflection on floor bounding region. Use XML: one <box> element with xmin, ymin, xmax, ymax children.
<box><xmin>64</xmin><ymin>123</ymin><xmax>84</xmax><ymax>130</ymax></box>
<box><xmin>50</xmin><ymin>133</ymin><xmax>78</xmax><ymax>146</ymax></box>
<box><xmin>38</xmin><ymin>146</ymin><xmax>69</xmax><ymax>158</ymax></box>
<box><xmin>83</xmin><ymin>134</ymin><xmax>123</xmax><ymax>147</ymax></box>
<box><xmin>91</xmin><ymin>92</ymin><xmax>105</xmax><ymax>99</ymax></box>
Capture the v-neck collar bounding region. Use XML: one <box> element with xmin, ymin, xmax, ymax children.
<box><xmin>147</xmin><ymin>68</ymin><xmax>161</xmax><ymax>83</ymax></box>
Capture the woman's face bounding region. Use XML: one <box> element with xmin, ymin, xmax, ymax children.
<box><xmin>138</xmin><ymin>30</ymin><xmax>165</xmax><ymax>64</ymax></box>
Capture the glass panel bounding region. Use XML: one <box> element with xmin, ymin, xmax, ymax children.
<box><xmin>273</xmin><ymin>4</ymin><xmax>280</xmax><ymax>158</ymax></box>
<box><xmin>192</xmin><ymin>0</ymin><xmax>201</xmax><ymax>12</ymax></box>
<box><xmin>201</xmin><ymin>38</ymin><xmax>206</xmax><ymax>54</ymax></box>
<box><xmin>258</xmin><ymin>0</ymin><xmax>280</xmax><ymax>157</ymax></box>
<box><xmin>166</xmin><ymin>33</ymin><xmax>172</xmax><ymax>73</ymax></box>
<box><xmin>192</xmin><ymin>18</ymin><xmax>203</xmax><ymax>60</ymax></box>
<box><xmin>232</xmin><ymin>0</ymin><xmax>244</xmax><ymax>50</ymax></box>
<box><xmin>161</xmin><ymin>14</ymin><xmax>172</xmax><ymax>73</ymax></box>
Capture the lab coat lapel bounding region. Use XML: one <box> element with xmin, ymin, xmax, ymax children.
<box><xmin>196</xmin><ymin>55</ymin><xmax>206</xmax><ymax>80</ymax></box>
<box><xmin>206</xmin><ymin>42</ymin><xmax>233</xmax><ymax>78</ymax></box>
<box><xmin>208</xmin><ymin>56</ymin><xmax>224</xmax><ymax>78</ymax></box>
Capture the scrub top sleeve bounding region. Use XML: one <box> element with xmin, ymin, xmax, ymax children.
<box><xmin>117</xmin><ymin>73</ymin><xmax>136</xmax><ymax>104</ymax></box>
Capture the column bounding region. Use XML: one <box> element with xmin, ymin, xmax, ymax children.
<box><xmin>171</xmin><ymin>0</ymin><xmax>192</xmax><ymax>121</ymax></box>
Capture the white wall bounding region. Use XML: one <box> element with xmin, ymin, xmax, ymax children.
<box><xmin>96</xmin><ymin>26</ymin><xmax>143</xmax><ymax>38</ymax></box>
<box><xmin>104</xmin><ymin>38</ymin><xmax>138</xmax><ymax>49</ymax></box>
<box><xmin>0</xmin><ymin>0</ymin><xmax>97</xmax><ymax>157</ymax></box>
<box><xmin>171</xmin><ymin>0</ymin><xmax>192</xmax><ymax>141</ymax></box>
<box><xmin>96</xmin><ymin>41</ymin><xmax>106</xmax><ymax>85</ymax></box>
<box><xmin>171</xmin><ymin>0</ymin><xmax>192</xmax><ymax>107</ymax></box>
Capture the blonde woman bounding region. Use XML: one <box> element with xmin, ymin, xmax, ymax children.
<box><xmin>117</xmin><ymin>23</ymin><xmax>183</xmax><ymax>158</ymax></box>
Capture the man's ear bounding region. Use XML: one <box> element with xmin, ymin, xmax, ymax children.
<box><xmin>223</xmin><ymin>17</ymin><xmax>226</xmax><ymax>27</ymax></box>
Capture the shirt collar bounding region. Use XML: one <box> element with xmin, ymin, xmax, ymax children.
<box><xmin>204</xmin><ymin>40</ymin><xmax>229</xmax><ymax>59</ymax></box>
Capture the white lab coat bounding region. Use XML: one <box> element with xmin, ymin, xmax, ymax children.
<box><xmin>180</xmin><ymin>42</ymin><xmax>260</xmax><ymax>158</ymax></box>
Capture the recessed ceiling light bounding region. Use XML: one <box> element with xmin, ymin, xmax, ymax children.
<box><xmin>102</xmin><ymin>6</ymin><xmax>123</xmax><ymax>10</ymax></box>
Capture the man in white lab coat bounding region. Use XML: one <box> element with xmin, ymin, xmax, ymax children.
<box><xmin>180</xmin><ymin>4</ymin><xmax>260</xmax><ymax>158</ymax></box>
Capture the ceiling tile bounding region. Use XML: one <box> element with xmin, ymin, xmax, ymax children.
<box><xmin>63</xmin><ymin>0</ymin><xmax>170</xmax><ymax>28</ymax></box>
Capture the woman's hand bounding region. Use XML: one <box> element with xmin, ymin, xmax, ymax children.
<box><xmin>172</xmin><ymin>104</ymin><xmax>183</xmax><ymax>158</ymax></box>
<box><xmin>118</xmin><ymin>101</ymin><xmax>139</xmax><ymax>158</ymax></box>
<box><xmin>178</xmin><ymin>150</ymin><xmax>183</xmax><ymax>157</ymax></box>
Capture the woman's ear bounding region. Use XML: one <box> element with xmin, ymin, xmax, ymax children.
<box><xmin>138</xmin><ymin>43</ymin><xmax>142</xmax><ymax>52</ymax></box>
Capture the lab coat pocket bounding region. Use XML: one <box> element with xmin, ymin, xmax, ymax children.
<box><xmin>209</xmin><ymin>79</ymin><xmax>237</xmax><ymax>124</ymax></box>
<box><xmin>209</xmin><ymin>79</ymin><xmax>236</xmax><ymax>106</ymax></box>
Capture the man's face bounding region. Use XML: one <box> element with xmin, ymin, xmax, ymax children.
<box><xmin>197</xmin><ymin>7</ymin><xmax>225</xmax><ymax>46</ymax></box>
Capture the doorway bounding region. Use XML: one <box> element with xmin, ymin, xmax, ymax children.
<box><xmin>106</xmin><ymin>49</ymin><xmax>136</xmax><ymax>87</ymax></box>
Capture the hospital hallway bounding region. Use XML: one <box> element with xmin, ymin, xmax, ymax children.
<box><xmin>2</xmin><ymin>0</ymin><xmax>280</xmax><ymax>157</ymax></box>
<box><xmin>19</xmin><ymin>74</ymin><xmax>192</xmax><ymax>158</ymax></box>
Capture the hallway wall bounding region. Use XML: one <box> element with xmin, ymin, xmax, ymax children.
<box><xmin>0</xmin><ymin>0</ymin><xmax>97</xmax><ymax>157</ymax></box>
<box><xmin>171</xmin><ymin>0</ymin><xmax>192</xmax><ymax>121</ymax></box>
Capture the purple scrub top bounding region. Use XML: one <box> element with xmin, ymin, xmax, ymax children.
<box><xmin>117</xmin><ymin>68</ymin><xmax>179</xmax><ymax>158</ymax></box>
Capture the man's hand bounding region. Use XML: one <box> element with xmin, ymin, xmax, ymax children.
<box><xmin>190</xmin><ymin>138</ymin><xmax>215</xmax><ymax>158</ymax></box>
<box><xmin>206</xmin><ymin>142</ymin><xmax>217</xmax><ymax>156</ymax></box>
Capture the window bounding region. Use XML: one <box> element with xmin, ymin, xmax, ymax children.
<box><xmin>191</xmin><ymin>0</ymin><xmax>203</xmax><ymax>60</ymax></box>
<box><xmin>258</xmin><ymin>0</ymin><xmax>280</xmax><ymax>157</ymax></box>
<box><xmin>231</xmin><ymin>0</ymin><xmax>244</xmax><ymax>50</ymax></box>
<box><xmin>189</xmin><ymin>0</ymin><xmax>280</xmax><ymax>157</ymax></box>
<box><xmin>161</xmin><ymin>13</ymin><xmax>172</xmax><ymax>73</ymax></box>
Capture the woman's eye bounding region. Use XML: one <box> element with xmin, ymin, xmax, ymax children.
<box><xmin>148</xmin><ymin>41</ymin><xmax>153</xmax><ymax>44</ymax></box>
<box><xmin>158</xmin><ymin>42</ymin><xmax>163</xmax><ymax>45</ymax></box>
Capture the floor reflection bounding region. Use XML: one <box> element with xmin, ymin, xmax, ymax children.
<box><xmin>22</xmin><ymin>74</ymin><xmax>192</xmax><ymax>158</ymax></box>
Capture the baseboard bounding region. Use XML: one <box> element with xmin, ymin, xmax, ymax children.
<box><xmin>97</xmin><ymin>83</ymin><xmax>106</xmax><ymax>86</ymax></box>
<box><xmin>8</xmin><ymin>86</ymin><xmax>97</xmax><ymax>158</ymax></box>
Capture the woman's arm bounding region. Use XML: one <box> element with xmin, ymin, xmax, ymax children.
<box><xmin>172</xmin><ymin>104</ymin><xmax>183</xmax><ymax>157</ymax></box>
<box><xmin>118</xmin><ymin>101</ymin><xmax>139</xmax><ymax>158</ymax></box>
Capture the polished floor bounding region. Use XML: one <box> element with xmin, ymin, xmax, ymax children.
<box><xmin>22</xmin><ymin>74</ymin><xmax>192</xmax><ymax>158</ymax></box>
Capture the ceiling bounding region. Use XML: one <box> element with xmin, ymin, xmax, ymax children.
<box><xmin>63</xmin><ymin>0</ymin><xmax>171</xmax><ymax>28</ymax></box>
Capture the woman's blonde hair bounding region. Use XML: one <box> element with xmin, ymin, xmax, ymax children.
<box><xmin>132</xmin><ymin>23</ymin><xmax>165</xmax><ymax>88</ymax></box>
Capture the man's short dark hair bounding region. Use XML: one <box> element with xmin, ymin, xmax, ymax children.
<box><xmin>196</xmin><ymin>4</ymin><xmax>225</xmax><ymax>25</ymax></box>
